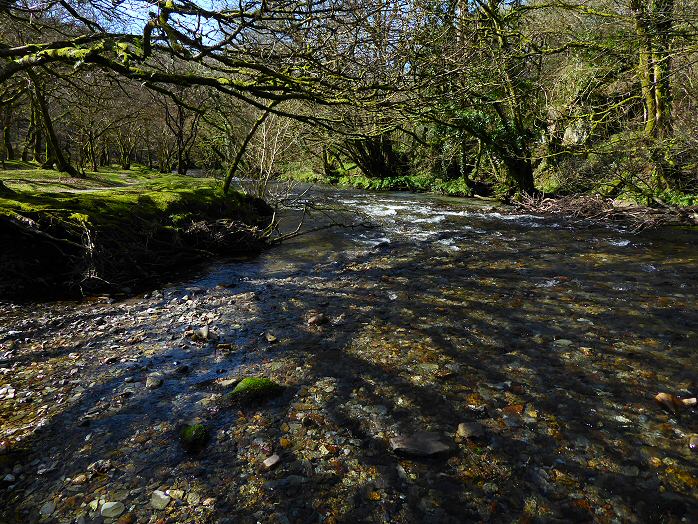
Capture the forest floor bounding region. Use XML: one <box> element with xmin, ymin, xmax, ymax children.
<box><xmin>0</xmin><ymin>164</ymin><xmax>271</xmax><ymax>299</ymax></box>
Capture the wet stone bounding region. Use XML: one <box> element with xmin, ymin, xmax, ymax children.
<box><xmin>39</xmin><ymin>500</ymin><xmax>55</xmax><ymax>516</ymax></box>
<box><xmin>390</xmin><ymin>432</ymin><xmax>454</xmax><ymax>457</ymax></box>
<box><xmin>264</xmin><ymin>475</ymin><xmax>308</xmax><ymax>491</ymax></box>
<box><xmin>687</xmin><ymin>434</ymin><xmax>698</xmax><ymax>452</ymax></box>
<box><xmin>101</xmin><ymin>501</ymin><xmax>125</xmax><ymax>518</ymax></box>
<box><xmin>263</xmin><ymin>454</ymin><xmax>281</xmax><ymax>470</ymax></box>
<box><xmin>145</xmin><ymin>374</ymin><xmax>164</xmax><ymax>389</ymax></box>
<box><xmin>457</xmin><ymin>422</ymin><xmax>485</xmax><ymax>439</ymax></box>
<box><xmin>180</xmin><ymin>423</ymin><xmax>210</xmax><ymax>452</ymax></box>
<box><xmin>151</xmin><ymin>490</ymin><xmax>171</xmax><ymax>510</ymax></box>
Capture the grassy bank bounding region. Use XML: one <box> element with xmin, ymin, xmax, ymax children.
<box><xmin>0</xmin><ymin>164</ymin><xmax>272</xmax><ymax>299</ymax></box>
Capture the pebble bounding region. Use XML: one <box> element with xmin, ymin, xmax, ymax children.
<box><xmin>101</xmin><ymin>501</ymin><xmax>126</xmax><ymax>518</ymax></box>
<box><xmin>151</xmin><ymin>490</ymin><xmax>171</xmax><ymax>510</ymax></box>
<box><xmin>2</xmin><ymin>474</ymin><xmax>15</xmax><ymax>482</ymax></box>
<box><xmin>390</xmin><ymin>432</ymin><xmax>454</xmax><ymax>457</ymax></box>
<box><xmin>72</xmin><ymin>473</ymin><xmax>87</xmax><ymax>485</ymax></box>
<box><xmin>457</xmin><ymin>422</ymin><xmax>484</xmax><ymax>439</ymax></box>
<box><xmin>39</xmin><ymin>501</ymin><xmax>55</xmax><ymax>516</ymax></box>
<box><xmin>552</xmin><ymin>339</ymin><xmax>574</xmax><ymax>347</ymax></box>
<box><xmin>263</xmin><ymin>454</ymin><xmax>281</xmax><ymax>470</ymax></box>
<box><xmin>146</xmin><ymin>374</ymin><xmax>164</xmax><ymax>389</ymax></box>
<box><xmin>689</xmin><ymin>434</ymin><xmax>698</xmax><ymax>452</ymax></box>
<box><xmin>169</xmin><ymin>489</ymin><xmax>185</xmax><ymax>500</ymax></box>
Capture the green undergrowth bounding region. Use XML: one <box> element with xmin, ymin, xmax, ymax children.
<box><xmin>283</xmin><ymin>168</ymin><xmax>476</xmax><ymax>197</ymax></box>
<box><xmin>0</xmin><ymin>165</ymin><xmax>272</xmax><ymax>298</ymax></box>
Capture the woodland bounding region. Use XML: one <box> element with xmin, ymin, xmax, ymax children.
<box><xmin>0</xmin><ymin>0</ymin><xmax>697</xmax><ymax>202</ymax></box>
<box><xmin>2</xmin><ymin>3</ymin><xmax>698</xmax><ymax>524</ymax></box>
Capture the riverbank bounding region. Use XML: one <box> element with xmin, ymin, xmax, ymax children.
<box><xmin>283</xmin><ymin>169</ymin><xmax>480</xmax><ymax>197</ymax></box>
<box><xmin>0</xmin><ymin>165</ymin><xmax>272</xmax><ymax>299</ymax></box>
<box><xmin>284</xmin><ymin>169</ymin><xmax>698</xmax><ymax>230</ymax></box>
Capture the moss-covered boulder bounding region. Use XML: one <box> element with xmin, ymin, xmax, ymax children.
<box><xmin>228</xmin><ymin>377</ymin><xmax>283</xmax><ymax>403</ymax></box>
<box><xmin>180</xmin><ymin>424</ymin><xmax>210</xmax><ymax>452</ymax></box>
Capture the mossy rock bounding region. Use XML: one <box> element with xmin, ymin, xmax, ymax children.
<box><xmin>228</xmin><ymin>377</ymin><xmax>283</xmax><ymax>403</ymax></box>
<box><xmin>180</xmin><ymin>424</ymin><xmax>210</xmax><ymax>452</ymax></box>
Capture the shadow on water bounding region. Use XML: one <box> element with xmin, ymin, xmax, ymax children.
<box><xmin>1</xmin><ymin>186</ymin><xmax>698</xmax><ymax>523</ymax></box>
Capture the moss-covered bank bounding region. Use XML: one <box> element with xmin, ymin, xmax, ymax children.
<box><xmin>0</xmin><ymin>165</ymin><xmax>272</xmax><ymax>299</ymax></box>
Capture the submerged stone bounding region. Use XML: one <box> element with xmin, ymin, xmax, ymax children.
<box><xmin>229</xmin><ymin>377</ymin><xmax>283</xmax><ymax>403</ymax></box>
<box><xmin>457</xmin><ymin>422</ymin><xmax>485</xmax><ymax>439</ymax></box>
<box><xmin>180</xmin><ymin>424</ymin><xmax>210</xmax><ymax>452</ymax></box>
<box><xmin>145</xmin><ymin>374</ymin><xmax>163</xmax><ymax>389</ymax></box>
<box><xmin>390</xmin><ymin>431</ymin><xmax>454</xmax><ymax>457</ymax></box>
<box><xmin>151</xmin><ymin>490</ymin><xmax>170</xmax><ymax>510</ymax></box>
<box><xmin>263</xmin><ymin>454</ymin><xmax>281</xmax><ymax>470</ymax></box>
<box><xmin>101</xmin><ymin>501</ymin><xmax>125</xmax><ymax>518</ymax></box>
<box><xmin>39</xmin><ymin>501</ymin><xmax>55</xmax><ymax>517</ymax></box>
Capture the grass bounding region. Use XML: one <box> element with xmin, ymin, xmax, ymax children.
<box><xmin>0</xmin><ymin>164</ymin><xmax>270</xmax><ymax>298</ymax></box>
<box><xmin>0</xmin><ymin>163</ymin><xmax>254</xmax><ymax>226</ymax></box>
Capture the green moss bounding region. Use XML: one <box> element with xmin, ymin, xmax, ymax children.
<box><xmin>229</xmin><ymin>377</ymin><xmax>283</xmax><ymax>402</ymax></box>
<box><xmin>180</xmin><ymin>424</ymin><xmax>210</xmax><ymax>452</ymax></box>
<box><xmin>0</xmin><ymin>165</ymin><xmax>271</xmax><ymax>297</ymax></box>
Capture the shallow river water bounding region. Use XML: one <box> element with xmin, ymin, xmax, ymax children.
<box><xmin>1</xmin><ymin>186</ymin><xmax>698</xmax><ymax>523</ymax></box>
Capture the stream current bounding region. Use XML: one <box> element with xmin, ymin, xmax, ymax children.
<box><xmin>1</xmin><ymin>186</ymin><xmax>698</xmax><ymax>523</ymax></box>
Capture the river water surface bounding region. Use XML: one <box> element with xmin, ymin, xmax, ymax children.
<box><xmin>1</xmin><ymin>186</ymin><xmax>698</xmax><ymax>523</ymax></box>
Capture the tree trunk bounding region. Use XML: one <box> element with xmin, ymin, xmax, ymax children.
<box><xmin>30</xmin><ymin>75</ymin><xmax>79</xmax><ymax>177</ymax></box>
<box><xmin>631</xmin><ymin>0</ymin><xmax>673</xmax><ymax>139</ymax></box>
<box><xmin>652</xmin><ymin>0</ymin><xmax>673</xmax><ymax>139</ymax></box>
<box><xmin>2</xmin><ymin>116</ymin><xmax>14</xmax><ymax>161</ymax></box>
<box><xmin>32</xmin><ymin>103</ymin><xmax>43</xmax><ymax>163</ymax></box>
<box><xmin>501</xmin><ymin>154</ymin><xmax>535</xmax><ymax>195</ymax></box>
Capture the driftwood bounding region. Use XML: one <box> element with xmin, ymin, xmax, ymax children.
<box><xmin>514</xmin><ymin>194</ymin><xmax>698</xmax><ymax>232</ymax></box>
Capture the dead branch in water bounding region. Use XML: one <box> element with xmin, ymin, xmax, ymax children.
<box><xmin>514</xmin><ymin>194</ymin><xmax>698</xmax><ymax>232</ymax></box>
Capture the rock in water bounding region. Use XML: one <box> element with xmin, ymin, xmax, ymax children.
<box><xmin>655</xmin><ymin>392</ymin><xmax>684</xmax><ymax>414</ymax></box>
<box><xmin>390</xmin><ymin>432</ymin><xmax>454</xmax><ymax>457</ymax></box>
<box><xmin>101</xmin><ymin>501</ymin><xmax>125</xmax><ymax>518</ymax></box>
<box><xmin>229</xmin><ymin>377</ymin><xmax>282</xmax><ymax>403</ymax></box>
<box><xmin>306</xmin><ymin>312</ymin><xmax>327</xmax><ymax>326</ymax></box>
<box><xmin>146</xmin><ymin>374</ymin><xmax>163</xmax><ymax>389</ymax></box>
<box><xmin>151</xmin><ymin>490</ymin><xmax>171</xmax><ymax>510</ymax></box>
<box><xmin>180</xmin><ymin>423</ymin><xmax>210</xmax><ymax>452</ymax></box>
<box><xmin>39</xmin><ymin>501</ymin><xmax>56</xmax><ymax>517</ymax></box>
<box><xmin>193</xmin><ymin>325</ymin><xmax>210</xmax><ymax>341</ymax></box>
<box><xmin>263</xmin><ymin>454</ymin><xmax>281</xmax><ymax>470</ymax></box>
<box><xmin>457</xmin><ymin>422</ymin><xmax>485</xmax><ymax>439</ymax></box>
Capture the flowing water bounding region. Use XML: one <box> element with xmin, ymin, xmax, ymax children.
<box><xmin>1</xmin><ymin>186</ymin><xmax>698</xmax><ymax>523</ymax></box>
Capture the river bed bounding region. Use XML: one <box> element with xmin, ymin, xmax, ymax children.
<box><xmin>1</xmin><ymin>186</ymin><xmax>698</xmax><ymax>523</ymax></box>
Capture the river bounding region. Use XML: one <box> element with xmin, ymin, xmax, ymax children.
<box><xmin>1</xmin><ymin>185</ymin><xmax>697</xmax><ymax>523</ymax></box>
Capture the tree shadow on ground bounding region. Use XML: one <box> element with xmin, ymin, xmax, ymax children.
<box><xmin>1</xmin><ymin>211</ymin><xmax>698</xmax><ymax>523</ymax></box>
